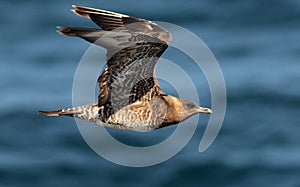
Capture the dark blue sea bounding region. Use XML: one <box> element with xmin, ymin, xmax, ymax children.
<box><xmin>1</xmin><ymin>0</ymin><xmax>300</xmax><ymax>186</ymax></box>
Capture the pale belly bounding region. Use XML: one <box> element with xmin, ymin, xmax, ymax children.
<box><xmin>76</xmin><ymin>100</ymin><xmax>168</xmax><ymax>131</ymax></box>
<box><xmin>104</xmin><ymin>100</ymin><xmax>167</xmax><ymax>131</ymax></box>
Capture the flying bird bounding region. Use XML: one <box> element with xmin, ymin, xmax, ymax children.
<box><xmin>39</xmin><ymin>5</ymin><xmax>212</xmax><ymax>131</ymax></box>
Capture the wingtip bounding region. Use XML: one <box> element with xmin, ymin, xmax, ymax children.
<box><xmin>72</xmin><ymin>5</ymin><xmax>84</xmax><ymax>9</ymax></box>
<box><xmin>70</xmin><ymin>9</ymin><xmax>80</xmax><ymax>16</ymax></box>
<box><xmin>71</xmin><ymin>9</ymin><xmax>90</xmax><ymax>19</ymax></box>
<box><xmin>56</xmin><ymin>26</ymin><xmax>94</xmax><ymax>37</ymax></box>
<box><xmin>71</xmin><ymin>5</ymin><xmax>82</xmax><ymax>11</ymax></box>
<box><xmin>71</xmin><ymin>5</ymin><xmax>79</xmax><ymax>14</ymax></box>
<box><xmin>56</xmin><ymin>26</ymin><xmax>65</xmax><ymax>30</ymax></box>
<box><xmin>56</xmin><ymin>26</ymin><xmax>67</xmax><ymax>35</ymax></box>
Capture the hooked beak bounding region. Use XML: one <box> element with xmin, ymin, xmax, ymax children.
<box><xmin>198</xmin><ymin>107</ymin><xmax>213</xmax><ymax>114</ymax></box>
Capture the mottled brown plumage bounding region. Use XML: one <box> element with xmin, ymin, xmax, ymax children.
<box><xmin>39</xmin><ymin>5</ymin><xmax>212</xmax><ymax>131</ymax></box>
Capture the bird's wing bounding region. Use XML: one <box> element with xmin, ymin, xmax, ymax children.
<box><xmin>72</xmin><ymin>5</ymin><xmax>144</xmax><ymax>31</ymax></box>
<box><xmin>58</xmin><ymin>6</ymin><xmax>172</xmax><ymax>121</ymax></box>
<box><xmin>71</xmin><ymin>5</ymin><xmax>172</xmax><ymax>44</ymax></box>
<box><xmin>97</xmin><ymin>42</ymin><xmax>168</xmax><ymax>121</ymax></box>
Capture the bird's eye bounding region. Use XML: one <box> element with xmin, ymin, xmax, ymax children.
<box><xmin>186</xmin><ymin>103</ymin><xmax>195</xmax><ymax>108</ymax></box>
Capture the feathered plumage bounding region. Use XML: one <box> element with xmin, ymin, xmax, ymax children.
<box><xmin>39</xmin><ymin>5</ymin><xmax>212</xmax><ymax>131</ymax></box>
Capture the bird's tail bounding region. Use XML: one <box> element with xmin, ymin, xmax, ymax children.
<box><xmin>38</xmin><ymin>108</ymin><xmax>81</xmax><ymax>117</ymax></box>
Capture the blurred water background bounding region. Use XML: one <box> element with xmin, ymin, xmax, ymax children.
<box><xmin>1</xmin><ymin>0</ymin><xmax>300</xmax><ymax>186</ymax></box>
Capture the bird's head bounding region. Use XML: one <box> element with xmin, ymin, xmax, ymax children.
<box><xmin>178</xmin><ymin>98</ymin><xmax>212</xmax><ymax>122</ymax></box>
<box><xmin>160</xmin><ymin>95</ymin><xmax>212</xmax><ymax>127</ymax></box>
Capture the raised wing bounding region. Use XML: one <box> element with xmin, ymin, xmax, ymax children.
<box><xmin>71</xmin><ymin>5</ymin><xmax>172</xmax><ymax>44</ymax></box>
<box><xmin>58</xmin><ymin>6</ymin><xmax>172</xmax><ymax>121</ymax></box>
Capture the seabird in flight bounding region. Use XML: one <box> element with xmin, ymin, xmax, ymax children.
<box><xmin>39</xmin><ymin>5</ymin><xmax>212</xmax><ymax>131</ymax></box>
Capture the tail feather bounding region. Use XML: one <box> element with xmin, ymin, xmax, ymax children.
<box><xmin>38</xmin><ymin>109</ymin><xmax>81</xmax><ymax>117</ymax></box>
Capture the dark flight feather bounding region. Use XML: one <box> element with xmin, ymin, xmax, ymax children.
<box><xmin>57</xmin><ymin>6</ymin><xmax>171</xmax><ymax>121</ymax></box>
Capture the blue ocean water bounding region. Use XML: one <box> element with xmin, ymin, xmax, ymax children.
<box><xmin>1</xmin><ymin>0</ymin><xmax>300</xmax><ymax>186</ymax></box>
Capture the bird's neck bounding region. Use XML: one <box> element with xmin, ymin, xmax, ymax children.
<box><xmin>159</xmin><ymin>95</ymin><xmax>182</xmax><ymax>128</ymax></box>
